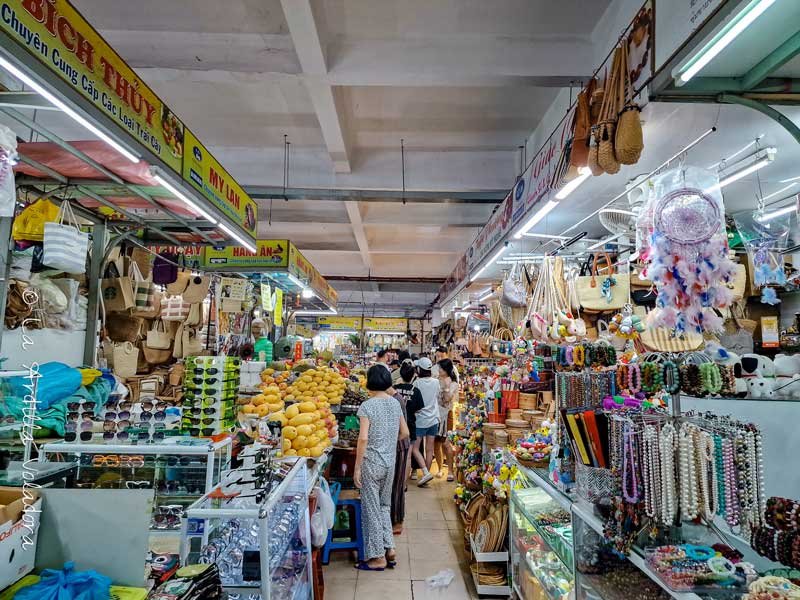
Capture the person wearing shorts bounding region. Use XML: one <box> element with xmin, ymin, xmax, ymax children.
<box><xmin>409</xmin><ymin>357</ymin><xmax>440</xmax><ymax>487</ymax></box>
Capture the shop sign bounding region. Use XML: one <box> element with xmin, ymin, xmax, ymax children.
<box><xmin>317</xmin><ymin>316</ymin><xmax>362</xmax><ymax>331</ymax></box>
<box><xmin>288</xmin><ymin>243</ymin><xmax>338</xmax><ymax>308</ymax></box>
<box><xmin>202</xmin><ymin>239</ymin><xmax>288</xmax><ymax>268</ymax></box>
<box><xmin>0</xmin><ymin>0</ymin><xmax>257</xmax><ymax>237</ymax></box>
<box><xmin>439</xmin><ymin>255</ymin><xmax>467</xmax><ymax>304</ymax></box>
<box><xmin>0</xmin><ymin>0</ymin><xmax>182</xmax><ymax>172</ymax></box>
<box><xmin>147</xmin><ymin>245</ymin><xmax>203</xmax><ymax>258</ymax></box>
<box><xmin>466</xmin><ymin>190</ymin><xmax>514</xmax><ymax>271</ymax></box>
<box><xmin>655</xmin><ymin>0</ymin><xmax>721</xmax><ymax>70</ymax></box>
<box><xmin>363</xmin><ymin>317</ymin><xmax>407</xmax><ymax>332</ymax></box>
<box><xmin>183</xmin><ymin>129</ymin><xmax>258</xmax><ymax>239</ymax></box>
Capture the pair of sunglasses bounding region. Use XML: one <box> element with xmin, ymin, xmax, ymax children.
<box><xmin>141</xmin><ymin>401</ymin><xmax>168</xmax><ymax>411</ymax></box>
<box><xmin>185</xmin><ymin>406</ymin><xmax>220</xmax><ymax>416</ymax></box>
<box><xmin>156</xmin><ymin>456</ymin><xmax>191</xmax><ymax>467</ymax></box>
<box><xmin>192</xmin><ymin>367</ymin><xmax>220</xmax><ymax>375</ymax></box>
<box><xmin>92</xmin><ymin>455</ymin><xmax>144</xmax><ymax>468</ymax></box>
<box><xmin>140</xmin><ymin>411</ymin><xmax>166</xmax><ymax>422</ymax></box>
<box><xmin>126</xmin><ymin>481</ymin><xmax>151</xmax><ymax>490</ymax></box>
<box><xmin>66</xmin><ymin>400</ymin><xmax>97</xmax><ymax>412</ymax></box>
<box><xmin>137</xmin><ymin>430</ymin><xmax>166</xmax><ymax>442</ymax></box>
<box><xmin>67</xmin><ymin>413</ymin><xmax>95</xmax><ymax>422</ymax></box>
<box><xmin>152</xmin><ymin>514</ymin><xmax>180</xmax><ymax>529</ymax></box>
<box><xmin>65</xmin><ymin>431</ymin><xmax>92</xmax><ymax>442</ymax></box>
<box><xmin>185</xmin><ymin>416</ymin><xmax>216</xmax><ymax>426</ymax></box>
<box><xmin>188</xmin><ymin>427</ymin><xmax>215</xmax><ymax>437</ymax></box>
<box><xmin>104</xmin><ymin>410</ymin><xmax>131</xmax><ymax>421</ymax></box>
<box><xmin>102</xmin><ymin>430</ymin><xmax>131</xmax><ymax>442</ymax></box>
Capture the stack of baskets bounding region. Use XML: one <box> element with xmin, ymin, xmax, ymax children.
<box><xmin>522</xmin><ymin>409</ymin><xmax>545</xmax><ymax>429</ymax></box>
<box><xmin>519</xmin><ymin>392</ymin><xmax>538</xmax><ymax>410</ymax></box>
<box><xmin>504</xmin><ymin>418</ymin><xmax>530</xmax><ymax>445</ymax></box>
<box><xmin>483</xmin><ymin>422</ymin><xmax>505</xmax><ymax>447</ymax></box>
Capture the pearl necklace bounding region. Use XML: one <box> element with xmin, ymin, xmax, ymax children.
<box><xmin>659</xmin><ymin>423</ymin><xmax>677</xmax><ymax>525</ymax></box>
<box><xmin>698</xmin><ymin>430</ymin><xmax>714</xmax><ymax>519</ymax></box>
<box><xmin>755</xmin><ymin>430</ymin><xmax>766</xmax><ymax>526</ymax></box>
<box><xmin>643</xmin><ymin>424</ymin><xmax>661</xmax><ymax>519</ymax></box>
<box><xmin>679</xmin><ymin>423</ymin><xmax>699</xmax><ymax>521</ymax></box>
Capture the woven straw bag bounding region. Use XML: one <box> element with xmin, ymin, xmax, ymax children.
<box><xmin>569</xmin><ymin>79</ymin><xmax>595</xmax><ymax>170</ymax></box>
<box><xmin>615</xmin><ymin>42</ymin><xmax>643</xmax><ymax>165</ymax></box>
<box><xmin>596</xmin><ymin>47</ymin><xmax>624</xmax><ymax>175</ymax></box>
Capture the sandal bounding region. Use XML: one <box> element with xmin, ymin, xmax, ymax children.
<box><xmin>355</xmin><ymin>561</ymin><xmax>386</xmax><ymax>572</ymax></box>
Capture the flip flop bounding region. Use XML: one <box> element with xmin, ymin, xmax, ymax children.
<box><xmin>354</xmin><ymin>561</ymin><xmax>386</xmax><ymax>572</ymax></box>
<box><xmin>386</xmin><ymin>560</ymin><xmax>397</xmax><ymax>568</ymax></box>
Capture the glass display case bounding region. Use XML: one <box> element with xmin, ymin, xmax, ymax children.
<box><xmin>179</xmin><ymin>458</ymin><xmax>312</xmax><ymax>600</ymax></box>
<box><xmin>510</xmin><ymin>485</ymin><xmax>574</xmax><ymax>600</ymax></box>
<box><xmin>39</xmin><ymin>437</ymin><xmax>232</xmax><ymax>535</ymax></box>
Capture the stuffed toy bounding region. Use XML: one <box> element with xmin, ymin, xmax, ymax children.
<box><xmin>773</xmin><ymin>354</ymin><xmax>800</xmax><ymax>399</ymax></box>
<box><xmin>704</xmin><ymin>342</ymin><xmax>748</xmax><ymax>397</ymax></box>
<box><xmin>740</xmin><ymin>353</ymin><xmax>775</xmax><ymax>399</ymax></box>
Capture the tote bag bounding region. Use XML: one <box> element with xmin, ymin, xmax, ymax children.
<box><xmin>146</xmin><ymin>319</ymin><xmax>172</xmax><ymax>350</ymax></box>
<box><xmin>161</xmin><ymin>296</ymin><xmax>190</xmax><ymax>322</ymax></box>
<box><xmin>576</xmin><ymin>252</ymin><xmax>630</xmax><ymax>311</ymax></box>
<box><xmin>101</xmin><ymin>274</ymin><xmax>135</xmax><ymax>312</ymax></box>
<box><xmin>130</xmin><ymin>261</ymin><xmax>155</xmax><ymax>310</ymax></box>
<box><xmin>42</xmin><ymin>201</ymin><xmax>89</xmax><ymax>274</ymax></box>
<box><xmin>113</xmin><ymin>341</ymin><xmax>139</xmax><ymax>378</ymax></box>
<box><xmin>183</xmin><ymin>274</ymin><xmax>211</xmax><ymax>303</ymax></box>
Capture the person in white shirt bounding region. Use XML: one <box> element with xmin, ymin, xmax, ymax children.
<box><xmin>409</xmin><ymin>357</ymin><xmax>440</xmax><ymax>487</ymax></box>
<box><xmin>435</xmin><ymin>359</ymin><xmax>459</xmax><ymax>482</ymax></box>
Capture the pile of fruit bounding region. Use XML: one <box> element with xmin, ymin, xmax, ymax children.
<box><xmin>283</xmin><ymin>366</ymin><xmax>347</xmax><ymax>405</ymax></box>
<box><xmin>340</xmin><ymin>385</ymin><xmax>368</xmax><ymax>410</ymax></box>
<box><xmin>256</xmin><ymin>398</ymin><xmax>337</xmax><ymax>458</ymax></box>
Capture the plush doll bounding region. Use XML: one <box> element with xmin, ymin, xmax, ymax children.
<box><xmin>773</xmin><ymin>354</ymin><xmax>800</xmax><ymax>399</ymax></box>
<box><xmin>741</xmin><ymin>353</ymin><xmax>775</xmax><ymax>399</ymax></box>
<box><xmin>704</xmin><ymin>342</ymin><xmax>747</xmax><ymax>397</ymax></box>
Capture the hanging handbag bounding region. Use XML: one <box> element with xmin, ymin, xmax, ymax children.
<box><xmin>12</xmin><ymin>197</ymin><xmax>60</xmax><ymax>242</ymax></box>
<box><xmin>101</xmin><ymin>269</ymin><xmax>135</xmax><ymax>312</ymax></box>
<box><xmin>182</xmin><ymin>326</ymin><xmax>203</xmax><ymax>358</ymax></box>
<box><xmin>141</xmin><ymin>342</ymin><xmax>172</xmax><ymax>365</ymax></box>
<box><xmin>614</xmin><ymin>42</ymin><xmax>644</xmax><ymax>165</ymax></box>
<box><xmin>182</xmin><ymin>274</ymin><xmax>211</xmax><ymax>303</ymax></box>
<box><xmin>113</xmin><ymin>341</ymin><xmax>140</xmax><ymax>378</ymax></box>
<box><xmin>105</xmin><ymin>312</ymin><xmax>142</xmax><ymax>343</ymax></box>
<box><xmin>161</xmin><ymin>296</ymin><xmax>190</xmax><ymax>321</ymax></box>
<box><xmin>130</xmin><ymin>246</ymin><xmax>153</xmax><ymax>279</ymax></box>
<box><xmin>184</xmin><ymin>302</ymin><xmax>203</xmax><ymax>326</ymax></box>
<box><xmin>501</xmin><ymin>263</ymin><xmax>527</xmax><ymax>308</ymax></box>
<box><xmin>133</xmin><ymin>288</ymin><xmax>163</xmax><ymax>319</ymax></box>
<box><xmin>130</xmin><ymin>261</ymin><xmax>155</xmax><ymax>311</ymax></box>
<box><xmin>152</xmin><ymin>252</ymin><xmax>179</xmax><ymax>285</ymax></box>
<box><xmin>166</xmin><ymin>268</ymin><xmax>191</xmax><ymax>296</ymax></box>
<box><xmin>42</xmin><ymin>201</ymin><xmax>89</xmax><ymax>274</ymax></box>
<box><xmin>596</xmin><ymin>46</ymin><xmax>623</xmax><ymax>175</ymax></box>
<box><xmin>146</xmin><ymin>319</ymin><xmax>172</xmax><ymax>350</ymax></box>
<box><xmin>576</xmin><ymin>252</ymin><xmax>630</xmax><ymax>311</ymax></box>
<box><xmin>569</xmin><ymin>79</ymin><xmax>596</xmax><ymax>171</ymax></box>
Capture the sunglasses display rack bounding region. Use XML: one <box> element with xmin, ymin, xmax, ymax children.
<box><xmin>179</xmin><ymin>458</ymin><xmax>312</xmax><ymax>600</ymax></box>
<box><xmin>39</xmin><ymin>436</ymin><xmax>233</xmax><ymax>538</ymax></box>
<box><xmin>181</xmin><ymin>356</ymin><xmax>241</xmax><ymax>438</ymax></box>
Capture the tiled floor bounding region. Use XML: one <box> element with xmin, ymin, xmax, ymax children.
<box><xmin>322</xmin><ymin>469</ymin><xmax>479</xmax><ymax>600</ymax></box>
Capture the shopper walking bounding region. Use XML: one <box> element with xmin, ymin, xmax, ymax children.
<box><xmin>354</xmin><ymin>365</ymin><xmax>410</xmax><ymax>571</ymax></box>
<box><xmin>391</xmin><ymin>361</ymin><xmax>423</xmax><ymax>533</ymax></box>
<box><xmin>435</xmin><ymin>358</ymin><xmax>459</xmax><ymax>482</ymax></box>
<box><xmin>409</xmin><ymin>357</ymin><xmax>440</xmax><ymax>487</ymax></box>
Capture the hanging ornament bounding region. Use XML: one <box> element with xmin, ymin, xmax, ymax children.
<box><xmin>645</xmin><ymin>166</ymin><xmax>737</xmax><ymax>335</ymax></box>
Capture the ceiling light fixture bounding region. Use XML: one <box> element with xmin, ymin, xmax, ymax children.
<box><xmin>367</xmin><ymin>331</ymin><xmax>405</xmax><ymax>336</ymax></box>
<box><xmin>707</xmin><ymin>135</ymin><xmax>764</xmax><ymax>170</ymax></box>
<box><xmin>219</xmin><ymin>222</ymin><xmax>257</xmax><ymax>254</ymax></box>
<box><xmin>514</xmin><ymin>200</ymin><xmax>559</xmax><ymax>239</ymax></box>
<box><xmin>301</xmin><ymin>288</ymin><xmax>314</xmax><ymax>299</ymax></box>
<box><xmin>587</xmin><ymin>232</ymin><xmax>625</xmax><ymax>251</ymax></box>
<box><xmin>286</xmin><ymin>273</ymin><xmax>307</xmax><ymax>289</ymax></box>
<box><xmin>294</xmin><ymin>307</ymin><xmax>337</xmax><ymax>316</ymax></box>
<box><xmin>758</xmin><ymin>196</ymin><xmax>799</xmax><ymax>222</ymax></box>
<box><xmin>150</xmin><ymin>169</ymin><xmax>219</xmax><ymax>224</ymax></box>
<box><xmin>761</xmin><ymin>182</ymin><xmax>799</xmax><ymax>203</ymax></box>
<box><xmin>780</xmin><ymin>175</ymin><xmax>800</xmax><ymax>183</ymax></box>
<box><xmin>675</xmin><ymin>0</ymin><xmax>776</xmax><ymax>84</ymax></box>
<box><xmin>705</xmin><ymin>148</ymin><xmax>775</xmax><ymax>193</ymax></box>
<box><xmin>470</xmin><ymin>243</ymin><xmax>509</xmax><ymax>282</ymax></box>
<box><xmin>555</xmin><ymin>166</ymin><xmax>592</xmax><ymax>200</ymax></box>
<box><xmin>0</xmin><ymin>55</ymin><xmax>141</xmax><ymax>163</ymax></box>
<box><xmin>478</xmin><ymin>289</ymin><xmax>494</xmax><ymax>302</ymax></box>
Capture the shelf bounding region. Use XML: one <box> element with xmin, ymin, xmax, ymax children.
<box><xmin>41</xmin><ymin>437</ymin><xmax>233</xmax><ymax>456</ymax></box>
<box><xmin>469</xmin><ymin>532</ymin><xmax>509</xmax><ymax>563</ymax></box>
<box><xmin>511</xmin><ymin>495</ymin><xmax>573</xmax><ymax>570</ymax></box>
<box><xmin>521</xmin><ymin>552</ymin><xmax>573</xmax><ymax>600</ymax></box>
<box><xmin>508</xmin><ymin>452</ymin><xmax>572</xmax><ymax>512</ymax></box>
<box><xmin>681</xmin><ymin>395</ymin><xmax>800</xmax><ymax>403</ymax></box>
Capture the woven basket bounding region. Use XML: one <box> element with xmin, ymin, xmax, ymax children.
<box><xmin>517</xmin><ymin>456</ymin><xmax>550</xmax><ymax>469</ymax></box>
<box><xmin>616</xmin><ymin>106</ymin><xmax>643</xmax><ymax>165</ymax></box>
<box><xmin>597</xmin><ymin>122</ymin><xmax>620</xmax><ymax>174</ymax></box>
<box><xmin>494</xmin><ymin>430</ymin><xmax>508</xmax><ymax>447</ymax></box>
<box><xmin>506</xmin><ymin>427</ymin><xmax>529</xmax><ymax>446</ymax></box>
<box><xmin>507</xmin><ymin>409</ymin><xmax>523</xmax><ymax>421</ymax></box>
<box><xmin>519</xmin><ymin>393</ymin><xmax>538</xmax><ymax>410</ymax></box>
<box><xmin>483</xmin><ymin>423</ymin><xmax>504</xmax><ymax>447</ymax></box>
<box><xmin>587</xmin><ymin>137</ymin><xmax>603</xmax><ymax>176</ymax></box>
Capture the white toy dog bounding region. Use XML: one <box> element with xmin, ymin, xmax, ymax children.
<box><xmin>773</xmin><ymin>354</ymin><xmax>800</xmax><ymax>399</ymax></box>
<box><xmin>740</xmin><ymin>353</ymin><xmax>775</xmax><ymax>399</ymax></box>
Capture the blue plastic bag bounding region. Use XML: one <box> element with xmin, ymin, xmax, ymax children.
<box><xmin>9</xmin><ymin>362</ymin><xmax>81</xmax><ymax>410</ymax></box>
<box><xmin>14</xmin><ymin>562</ymin><xmax>111</xmax><ymax>600</ymax></box>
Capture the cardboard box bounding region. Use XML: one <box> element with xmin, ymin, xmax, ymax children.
<box><xmin>0</xmin><ymin>487</ymin><xmax>42</xmax><ymax>590</ymax></box>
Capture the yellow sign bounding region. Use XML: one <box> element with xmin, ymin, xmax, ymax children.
<box><xmin>288</xmin><ymin>243</ymin><xmax>338</xmax><ymax>308</ymax></box>
<box><xmin>363</xmin><ymin>317</ymin><xmax>408</xmax><ymax>332</ymax></box>
<box><xmin>274</xmin><ymin>288</ymin><xmax>283</xmax><ymax>326</ymax></box>
<box><xmin>317</xmin><ymin>316</ymin><xmax>362</xmax><ymax>331</ymax></box>
<box><xmin>203</xmin><ymin>239</ymin><xmax>288</xmax><ymax>268</ymax></box>
<box><xmin>183</xmin><ymin>129</ymin><xmax>258</xmax><ymax>239</ymax></box>
<box><xmin>0</xmin><ymin>0</ymin><xmax>183</xmax><ymax>172</ymax></box>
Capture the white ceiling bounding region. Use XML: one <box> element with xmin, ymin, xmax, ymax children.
<box><xmin>55</xmin><ymin>0</ymin><xmax>617</xmax><ymax>316</ymax></box>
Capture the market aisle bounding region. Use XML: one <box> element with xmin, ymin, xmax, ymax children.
<box><xmin>323</xmin><ymin>472</ymin><xmax>477</xmax><ymax>600</ymax></box>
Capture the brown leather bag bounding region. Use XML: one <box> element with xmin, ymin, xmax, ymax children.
<box><xmin>569</xmin><ymin>78</ymin><xmax>596</xmax><ymax>170</ymax></box>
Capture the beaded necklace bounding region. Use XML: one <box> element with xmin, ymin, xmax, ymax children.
<box><xmin>660</xmin><ymin>423</ymin><xmax>677</xmax><ymax>525</ymax></box>
<box><xmin>622</xmin><ymin>423</ymin><xmax>640</xmax><ymax>503</ymax></box>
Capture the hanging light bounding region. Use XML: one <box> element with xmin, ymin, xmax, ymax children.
<box><xmin>301</xmin><ymin>288</ymin><xmax>315</xmax><ymax>299</ymax></box>
<box><xmin>675</xmin><ymin>0</ymin><xmax>777</xmax><ymax>84</ymax></box>
<box><xmin>150</xmin><ymin>168</ymin><xmax>219</xmax><ymax>224</ymax></box>
<box><xmin>514</xmin><ymin>200</ymin><xmax>559</xmax><ymax>239</ymax></box>
<box><xmin>555</xmin><ymin>167</ymin><xmax>592</xmax><ymax>200</ymax></box>
<box><xmin>705</xmin><ymin>147</ymin><xmax>776</xmax><ymax>193</ymax></box>
<box><xmin>470</xmin><ymin>243</ymin><xmax>509</xmax><ymax>282</ymax></box>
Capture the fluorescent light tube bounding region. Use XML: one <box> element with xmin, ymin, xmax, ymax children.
<box><xmin>151</xmin><ymin>172</ymin><xmax>219</xmax><ymax>224</ymax></box>
<box><xmin>470</xmin><ymin>244</ymin><xmax>509</xmax><ymax>282</ymax></box>
<box><xmin>301</xmin><ymin>288</ymin><xmax>314</xmax><ymax>299</ymax></box>
<box><xmin>588</xmin><ymin>233</ymin><xmax>624</xmax><ymax>250</ymax></box>
<box><xmin>319</xmin><ymin>330</ymin><xmax>357</xmax><ymax>335</ymax></box>
<box><xmin>520</xmin><ymin>233</ymin><xmax>569</xmax><ymax>240</ymax></box>
<box><xmin>758</xmin><ymin>199</ymin><xmax>798</xmax><ymax>222</ymax></box>
<box><xmin>514</xmin><ymin>199</ymin><xmax>559</xmax><ymax>239</ymax></box>
<box><xmin>478</xmin><ymin>290</ymin><xmax>494</xmax><ymax>302</ymax></box>
<box><xmin>761</xmin><ymin>183</ymin><xmax>798</xmax><ymax>202</ymax></box>
<box><xmin>677</xmin><ymin>0</ymin><xmax>776</xmax><ymax>84</ymax></box>
<box><xmin>628</xmin><ymin>251</ymin><xmax>640</xmax><ymax>262</ymax></box>
<box><xmin>706</xmin><ymin>156</ymin><xmax>772</xmax><ymax>193</ymax></box>
<box><xmin>219</xmin><ymin>222</ymin><xmax>257</xmax><ymax>254</ymax></box>
<box><xmin>0</xmin><ymin>55</ymin><xmax>140</xmax><ymax>163</ymax></box>
<box><xmin>780</xmin><ymin>175</ymin><xmax>800</xmax><ymax>184</ymax></box>
<box><xmin>555</xmin><ymin>167</ymin><xmax>592</xmax><ymax>200</ymax></box>
<box><xmin>366</xmin><ymin>331</ymin><xmax>405</xmax><ymax>336</ymax></box>
<box><xmin>294</xmin><ymin>307</ymin><xmax>337</xmax><ymax>316</ymax></box>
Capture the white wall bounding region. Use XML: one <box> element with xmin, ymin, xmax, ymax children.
<box><xmin>2</xmin><ymin>329</ymin><xmax>87</xmax><ymax>370</ymax></box>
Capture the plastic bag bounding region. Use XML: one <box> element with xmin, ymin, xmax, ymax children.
<box><xmin>0</xmin><ymin>125</ymin><xmax>16</xmax><ymax>218</ymax></box>
<box><xmin>426</xmin><ymin>568</ymin><xmax>455</xmax><ymax>589</ymax></box>
<box><xmin>12</xmin><ymin>198</ymin><xmax>60</xmax><ymax>242</ymax></box>
<box><xmin>310</xmin><ymin>477</ymin><xmax>335</xmax><ymax>547</ymax></box>
<box><xmin>14</xmin><ymin>562</ymin><xmax>112</xmax><ymax>600</ymax></box>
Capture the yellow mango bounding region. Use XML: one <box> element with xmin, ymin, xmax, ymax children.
<box><xmin>296</xmin><ymin>424</ymin><xmax>314</xmax><ymax>437</ymax></box>
<box><xmin>284</xmin><ymin>449</ymin><xmax>297</xmax><ymax>457</ymax></box>
<box><xmin>309</xmin><ymin>445</ymin><xmax>323</xmax><ymax>458</ymax></box>
<box><xmin>282</xmin><ymin>438</ymin><xmax>292</xmax><ymax>452</ymax></box>
<box><xmin>285</xmin><ymin>404</ymin><xmax>300</xmax><ymax>419</ymax></box>
<box><xmin>267</xmin><ymin>412</ymin><xmax>287</xmax><ymax>426</ymax></box>
<box><xmin>283</xmin><ymin>426</ymin><xmax>297</xmax><ymax>440</ymax></box>
<box><xmin>299</xmin><ymin>401</ymin><xmax>317</xmax><ymax>414</ymax></box>
<box><xmin>298</xmin><ymin>448</ymin><xmax>311</xmax><ymax>457</ymax></box>
<box><xmin>292</xmin><ymin>435</ymin><xmax>308</xmax><ymax>450</ymax></box>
